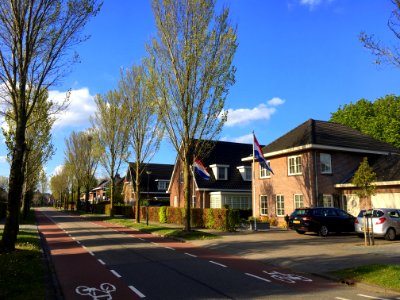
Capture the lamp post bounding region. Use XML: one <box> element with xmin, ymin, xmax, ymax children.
<box><xmin>146</xmin><ymin>170</ymin><xmax>152</xmax><ymax>226</ymax></box>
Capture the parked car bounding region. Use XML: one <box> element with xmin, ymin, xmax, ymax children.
<box><xmin>355</xmin><ymin>208</ymin><xmax>400</xmax><ymax>241</ymax></box>
<box><xmin>289</xmin><ymin>207</ymin><xmax>355</xmax><ymax>237</ymax></box>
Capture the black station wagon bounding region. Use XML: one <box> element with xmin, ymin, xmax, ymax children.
<box><xmin>289</xmin><ymin>207</ymin><xmax>355</xmax><ymax>237</ymax></box>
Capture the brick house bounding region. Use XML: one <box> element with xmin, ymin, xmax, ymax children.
<box><xmin>168</xmin><ymin>140</ymin><xmax>253</xmax><ymax>209</ymax></box>
<box><xmin>250</xmin><ymin>119</ymin><xmax>400</xmax><ymax>219</ymax></box>
<box><xmin>122</xmin><ymin>163</ymin><xmax>174</xmax><ymax>205</ymax></box>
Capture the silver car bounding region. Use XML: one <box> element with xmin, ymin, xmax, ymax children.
<box><xmin>355</xmin><ymin>208</ymin><xmax>400</xmax><ymax>241</ymax></box>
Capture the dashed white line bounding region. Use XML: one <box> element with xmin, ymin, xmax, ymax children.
<box><xmin>110</xmin><ymin>270</ymin><xmax>122</xmax><ymax>278</ymax></box>
<box><xmin>98</xmin><ymin>259</ymin><xmax>106</xmax><ymax>265</ymax></box>
<box><xmin>357</xmin><ymin>295</ymin><xmax>391</xmax><ymax>300</ymax></box>
<box><xmin>138</xmin><ymin>238</ymin><xmax>145</xmax><ymax>241</ymax></box>
<box><xmin>88</xmin><ymin>251</ymin><xmax>94</xmax><ymax>256</ymax></box>
<box><xmin>185</xmin><ymin>253</ymin><xmax>197</xmax><ymax>258</ymax></box>
<box><xmin>164</xmin><ymin>246</ymin><xmax>175</xmax><ymax>251</ymax></box>
<box><xmin>76</xmin><ymin>240</ymin><xmax>81</xmax><ymax>244</ymax></box>
<box><xmin>245</xmin><ymin>273</ymin><xmax>271</xmax><ymax>283</ymax></box>
<box><xmin>129</xmin><ymin>285</ymin><xmax>146</xmax><ymax>298</ymax></box>
<box><xmin>335</xmin><ymin>297</ymin><xmax>350</xmax><ymax>300</ymax></box>
<box><xmin>209</xmin><ymin>261</ymin><xmax>227</xmax><ymax>268</ymax></box>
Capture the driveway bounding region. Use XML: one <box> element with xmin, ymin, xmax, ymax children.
<box><xmin>190</xmin><ymin>228</ymin><xmax>400</xmax><ymax>275</ymax></box>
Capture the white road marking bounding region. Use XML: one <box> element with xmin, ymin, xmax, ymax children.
<box><xmin>209</xmin><ymin>261</ymin><xmax>227</xmax><ymax>268</ymax></box>
<box><xmin>335</xmin><ymin>297</ymin><xmax>350</xmax><ymax>300</ymax></box>
<box><xmin>76</xmin><ymin>241</ymin><xmax>81</xmax><ymax>244</ymax></box>
<box><xmin>164</xmin><ymin>246</ymin><xmax>175</xmax><ymax>251</ymax></box>
<box><xmin>185</xmin><ymin>253</ymin><xmax>197</xmax><ymax>258</ymax></box>
<box><xmin>71</xmin><ymin>236</ymin><xmax>75</xmax><ymax>240</ymax></box>
<box><xmin>129</xmin><ymin>285</ymin><xmax>146</xmax><ymax>298</ymax></box>
<box><xmin>357</xmin><ymin>295</ymin><xmax>391</xmax><ymax>300</ymax></box>
<box><xmin>245</xmin><ymin>273</ymin><xmax>271</xmax><ymax>283</ymax></box>
<box><xmin>98</xmin><ymin>259</ymin><xmax>106</xmax><ymax>265</ymax></box>
<box><xmin>82</xmin><ymin>245</ymin><xmax>87</xmax><ymax>249</ymax></box>
<box><xmin>110</xmin><ymin>270</ymin><xmax>122</xmax><ymax>278</ymax></box>
<box><xmin>89</xmin><ymin>251</ymin><xmax>94</xmax><ymax>256</ymax></box>
<box><xmin>151</xmin><ymin>242</ymin><xmax>158</xmax><ymax>246</ymax></box>
<box><xmin>138</xmin><ymin>238</ymin><xmax>145</xmax><ymax>241</ymax></box>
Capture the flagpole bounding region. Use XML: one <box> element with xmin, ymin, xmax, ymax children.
<box><xmin>252</xmin><ymin>132</ymin><xmax>257</xmax><ymax>231</ymax></box>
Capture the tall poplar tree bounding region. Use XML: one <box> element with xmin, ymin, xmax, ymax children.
<box><xmin>119</xmin><ymin>64</ymin><xmax>163</xmax><ymax>223</ymax></box>
<box><xmin>91</xmin><ymin>91</ymin><xmax>131</xmax><ymax>216</ymax></box>
<box><xmin>147</xmin><ymin>0</ymin><xmax>237</xmax><ymax>231</ymax></box>
<box><xmin>0</xmin><ymin>0</ymin><xmax>101</xmax><ymax>252</ymax></box>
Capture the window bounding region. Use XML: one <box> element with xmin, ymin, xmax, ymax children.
<box><xmin>276</xmin><ymin>195</ymin><xmax>285</xmax><ymax>216</ymax></box>
<box><xmin>320</xmin><ymin>153</ymin><xmax>332</xmax><ymax>174</ymax></box>
<box><xmin>260</xmin><ymin>161</ymin><xmax>272</xmax><ymax>178</ymax></box>
<box><xmin>322</xmin><ymin>194</ymin><xmax>333</xmax><ymax>207</ymax></box>
<box><xmin>260</xmin><ymin>195</ymin><xmax>268</xmax><ymax>215</ymax></box>
<box><xmin>157</xmin><ymin>180</ymin><xmax>169</xmax><ymax>191</ymax></box>
<box><xmin>294</xmin><ymin>194</ymin><xmax>304</xmax><ymax>208</ymax></box>
<box><xmin>237</xmin><ymin>166</ymin><xmax>252</xmax><ymax>181</ymax></box>
<box><xmin>210</xmin><ymin>164</ymin><xmax>229</xmax><ymax>180</ymax></box>
<box><xmin>288</xmin><ymin>155</ymin><xmax>302</xmax><ymax>175</ymax></box>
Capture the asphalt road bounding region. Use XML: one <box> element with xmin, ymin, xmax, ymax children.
<box><xmin>36</xmin><ymin>208</ymin><xmax>400</xmax><ymax>300</ymax></box>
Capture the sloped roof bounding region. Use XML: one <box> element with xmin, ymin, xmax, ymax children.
<box><xmin>263</xmin><ymin>119</ymin><xmax>400</xmax><ymax>155</ymax></box>
<box><xmin>127</xmin><ymin>163</ymin><xmax>174</xmax><ymax>193</ymax></box>
<box><xmin>194</xmin><ymin>140</ymin><xmax>253</xmax><ymax>191</ymax></box>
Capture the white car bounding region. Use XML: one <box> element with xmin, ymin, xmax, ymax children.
<box><xmin>355</xmin><ymin>208</ymin><xmax>400</xmax><ymax>241</ymax></box>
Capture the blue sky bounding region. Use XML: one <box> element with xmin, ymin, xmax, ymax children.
<box><xmin>1</xmin><ymin>0</ymin><xmax>400</xmax><ymax>180</ymax></box>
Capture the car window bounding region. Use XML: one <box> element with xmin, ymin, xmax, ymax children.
<box><xmin>294</xmin><ymin>209</ymin><xmax>310</xmax><ymax>216</ymax></box>
<box><xmin>313</xmin><ymin>208</ymin><xmax>322</xmax><ymax>216</ymax></box>
<box><xmin>322</xmin><ymin>208</ymin><xmax>337</xmax><ymax>216</ymax></box>
<box><xmin>357</xmin><ymin>210</ymin><xmax>366</xmax><ymax>217</ymax></box>
<box><xmin>388</xmin><ymin>210</ymin><xmax>400</xmax><ymax>218</ymax></box>
<box><xmin>362</xmin><ymin>209</ymin><xmax>384</xmax><ymax>218</ymax></box>
<box><xmin>337</xmin><ymin>210</ymin><xmax>351</xmax><ymax>217</ymax></box>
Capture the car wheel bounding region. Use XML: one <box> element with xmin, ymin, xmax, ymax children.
<box><xmin>384</xmin><ymin>228</ymin><xmax>396</xmax><ymax>241</ymax></box>
<box><xmin>319</xmin><ymin>225</ymin><xmax>328</xmax><ymax>237</ymax></box>
<box><xmin>296</xmin><ymin>230</ymin><xmax>305</xmax><ymax>234</ymax></box>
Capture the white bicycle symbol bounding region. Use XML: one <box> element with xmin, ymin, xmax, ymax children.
<box><xmin>75</xmin><ymin>283</ymin><xmax>116</xmax><ymax>299</ymax></box>
<box><xmin>263</xmin><ymin>270</ymin><xmax>313</xmax><ymax>284</ymax></box>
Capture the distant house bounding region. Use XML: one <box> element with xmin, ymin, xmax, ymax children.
<box><xmin>88</xmin><ymin>175</ymin><xmax>124</xmax><ymax>204</ymax></box>
<box><xmin>249</xmin><ymin>119</ymin><xmax>400</xmax><ymax>219</ymax></box>
<box><xmin>168</xmin><ymin>140</ymin><xmax>253</xmax><ymax>209</ymax></box>
<box><xmin>122</xmin><ymin>163</ymin><xmax>174</xmax><ymax>205</ymax></box>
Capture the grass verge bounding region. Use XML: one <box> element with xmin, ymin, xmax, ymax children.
<box><xmin>0</xmin><ymin>213</ymin><xmax>45</xmax><ymax>300</ymax></box>
<box><xmin>331</xmin><ymin>264</ymin><xmax>400</xmax><ymax>292</ymax></box>
<box><xmin>81</xmin><ymin>214</ymin><xmax>219</xmax><ymax>241</ymax></box>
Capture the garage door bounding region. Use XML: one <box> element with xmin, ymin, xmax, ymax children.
<box><xmin>371</xmin><ymin>193</ymin><xmax>400</xmax><ymax>208</ymax></box>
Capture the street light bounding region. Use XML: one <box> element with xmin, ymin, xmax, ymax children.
<box><xmin>146</xmin><ymin>170</ymin><xmax>152</xmax><ymax>226</ymax></box>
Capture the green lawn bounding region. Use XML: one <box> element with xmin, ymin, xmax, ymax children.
<box><xmin>0</xmin><ymin>213</ymin><xmax>45</xmax><ymax>300</ymax></box>
<box><xmin>332</xmin><ymin>264</ymin><xmax>400</xmax><ymax>292</ymax></box>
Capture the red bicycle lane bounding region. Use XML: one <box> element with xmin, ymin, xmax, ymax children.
<box><xmin>35</xmin><ymin>209</ymin><xmax>140</xmax><ymax>300</ymax></box>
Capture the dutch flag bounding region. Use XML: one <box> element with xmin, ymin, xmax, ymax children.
<box><xmin>254</xmin><ymin>134</ymin><xmax>274</xmax><ymax>174</ymax></box>
<box><xmin>193</xmin><ymin>159</ymin><xmax>211</xmax><ymax>180</ymax></box>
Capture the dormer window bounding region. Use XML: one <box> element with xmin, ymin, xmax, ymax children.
<box><xmin>156</xmin><ymin>180</ymin><xmax>169</xmax><ymax>191</ymax></box>
<box><xmin>237</xmin><ymin>166</ymin><xmax>252</xmax><ymax>181</ymax></box>
<box><xmin>210</xmin><ymin>164</ymin><xmax>229</xmax><ymax>180</ymax></box>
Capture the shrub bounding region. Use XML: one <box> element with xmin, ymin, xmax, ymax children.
<box><xmin>159</xmin><ymin>206</ymin><xmax>167</xmax><ymax>223</ymax></box>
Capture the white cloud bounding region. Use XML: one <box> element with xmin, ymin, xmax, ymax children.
<box><xmin>0</xmin><ymin>155</ymin><xmax>6</xmax><ymax>163</ymax></box>
<box><xmin>224</xmin><ymin>97</ymin><xmax>285</xmax><ymax>127</ymax></box>
<box><xmin>51</xmin><ymin>164</ymin><xmax>64</xmax><ymax>176</ymax></box>
<box><xmin>299</xmin><ymin>0</ymin><xmax>334</xmax><ymax>10</ymax></box>
<box><xmin>51</xmin><ymin>87</ymin><xmax>96</xmax><ymax>128</ymax></box>
<box><xmin>231</xmin><ymin>134</ymin><xmax>253</xmax><ymax>144</ymax></box>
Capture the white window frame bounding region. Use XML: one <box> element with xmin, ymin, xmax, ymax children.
<box><xmin>156</xmin><ymin>180</ymin><xmax>169</xmax><ymax>191</ymax></box>
<box><xmin>276</xmin><ymin>195</ymin><xmax>285</xmax><ymax>216</ymax></box>
<box><xmin>260</xmin><ymin>195</ymin><xmax>268</xmax><ymax>216</ymax></box>
<box><xmin>322</xmin><ymin>194</ymin><xmax>334</xmax><ymax>207</ymax></box>
<box><xmin>320</xmin><ymin>153</ymin><xmax>332</xmax><ymax>174</ymax></box>
<box><xmin>260</xmin><ymin>161</ymin><xmax>272</xmax><ymax>178</ymax></box>
<box><xmin>288</xmin><ymin>155</ymin><xmax>302</xmax><ymax>175</ymax></box>
<box><xmin>210</xmin><ymin>164</ymin><xmax>229</xmax><ymax>181</ymax></box>
<box><xmin>294</xmin><ymin>194</ymin><xmax>304</xmax><ymax>209</ymax></box>
<box><xmin>237</xmin><ymin>166</ymin><xmax>252</xmax><ymax>181</ymax></box>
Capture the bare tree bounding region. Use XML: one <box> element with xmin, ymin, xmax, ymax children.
<box><xmin>147</xmin><ymin>0</ymin><xmax>237</xmax><ymax>231</ymax></box>
<box><xmin>0</xmin><ymin>0</ymin><xmax>101</xmax><ymax>252</ymax></box>
<box><xmin>91</xmin><ymin>91</ymin><xmax>131</xmax><ymax>216</ymax></box>
<box><xmin>119</xmin><ymin>64</ymin><xmax>163</xmax><ymax>223</ymax></box>
<box><xmin>360</xmin><ymin>0</ymin><xmax>400</xmax><ymax>67</ymax></box>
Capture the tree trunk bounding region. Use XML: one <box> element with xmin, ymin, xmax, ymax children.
<box><xmin>1</xmin><ymin>122</ymin><xmax>26</xmax><ymax>252</ymax></box>
<box><xmin>22</xmin><ymin>189</ymin><xmax>33</xmax><ymax>220</ymax></box>
<box><xmin>134</xmin><ymin>164</ymin><xmax>141</xmax><ymax>223</ymax></box>
<box><xmin>183</xmin><ymin>148</ymin><xmax>193</xmax><ymax>232</ymax></box>
<box><xmin>109</xmin><ymin>178</ymin><xmax>115</xmax><ymax>217</ymax></box>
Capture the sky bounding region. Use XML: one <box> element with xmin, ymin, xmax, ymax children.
<box><xmin>1</xmin><ymin>0</ymin><xmax>400</xmax><ymax>181</ymax></box>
